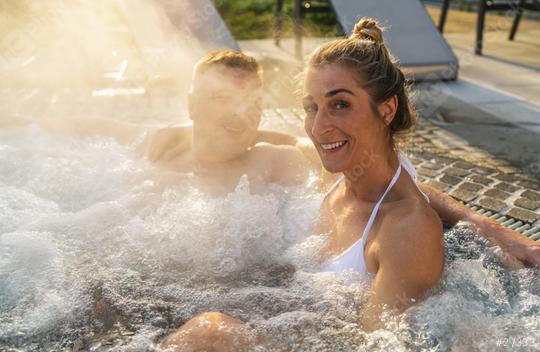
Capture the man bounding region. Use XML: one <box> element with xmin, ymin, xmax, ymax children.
<box><xmin>147</xmin><ymin>49</ymin><xmax>540</xmax><ymax>267</ymax></box>
<box><xmin>33</xmin><ymin>50</ymin><xmax>311</xmax><ymax>195</ymax></box>
<box><xmin>146</xmin><ymin>50</ymin><xmax>311</xmax><ymax>195</ymax></box>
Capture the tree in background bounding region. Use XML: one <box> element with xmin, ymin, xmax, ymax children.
<box><xmin>214</xmin><ymin>0</ymin><xmax>341</xmax><ymax>40</ymax></box>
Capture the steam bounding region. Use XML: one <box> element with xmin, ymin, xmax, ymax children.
<box><xmin>0</xmin><ymin>0</ymin><xmax>214</xmax><ymax>126</ymax></box>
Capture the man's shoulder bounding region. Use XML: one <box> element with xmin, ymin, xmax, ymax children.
<box><xmin>248</xmin><ymin>143</ymin><xmax>311</xmax><ymax>185</ymax></box>
<box><xmin>251</xmin><ymin>142</ymin><xmax>299</xmax><ymax>152</ymax></box>
<box><xmin>249</xmin><ymin>142</ymin><xmax>304</xmax><ymax>161</ymax></box>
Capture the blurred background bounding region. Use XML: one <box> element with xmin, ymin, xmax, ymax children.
<box><xmin>1</xmin><ymin>1</ymin><xmax>539</xmax><ymax>116</ymax></box>
<box><xmin>0</xmin><ymin>0</ymin><xmax>539</xmax><ymax>176</ymax></box>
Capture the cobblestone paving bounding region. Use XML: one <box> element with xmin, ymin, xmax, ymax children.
<box><xmin>262</xmin><ymin>109</ymin><xmax>540</xmax><ymax>242</ymax></box>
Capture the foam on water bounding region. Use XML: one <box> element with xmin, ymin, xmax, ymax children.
<box><xmin>1</xmin><ymin>126</ymin><xmax>539</xmax><ymax>352</ymax></box>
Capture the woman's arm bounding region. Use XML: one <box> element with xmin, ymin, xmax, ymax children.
<box><xmin>419</xmin><ymin>183</ymin><xmax>540</xmax><ymax>267</ymax></box>
<box><xmin>360</xmin><ymin>206</ymin><xmax>444</xmax><ymax>331</ymax></box>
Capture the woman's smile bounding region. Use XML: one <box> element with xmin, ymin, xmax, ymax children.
<box><xmin>319</xmin><ymin>140</ymin><xmax>348</xmax><ymax>153</ymax></box>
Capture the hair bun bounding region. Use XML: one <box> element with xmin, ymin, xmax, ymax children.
<box><xmin>351</xmin><ymin>17</ymin><xmax>384</xmax><ymax>44</ymax></box>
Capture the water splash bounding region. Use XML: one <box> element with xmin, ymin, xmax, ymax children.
<box><xmin>1</xmin><ymin>127</ymin><xmax>539</xmax><ymax>351</ymax></box>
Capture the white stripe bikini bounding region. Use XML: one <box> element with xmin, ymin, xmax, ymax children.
<box><xmin>320</xmin><ymin>151</ymin><xmax>429</xmax><ymax>273</ymax></box>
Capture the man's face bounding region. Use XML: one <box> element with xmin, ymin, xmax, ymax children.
<box><xmin>188</xmin><ymin>65</ymin><xmax>263</xmax><ymax>162</ymax></box>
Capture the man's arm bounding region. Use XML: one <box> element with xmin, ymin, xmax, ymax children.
<box><xmin>419</xmin><ymin>183</ymin><xmax>540</xmax><ymax>267</ymax></box>
<box><xmin>25</xmin><ymin>114</ymin><xmax>157</xmax><ymax>147</ymax></box>
<box><xmin>146</xmin><ymin>125</ymin><xmax>192</xmax><ymax>162</ymax></box>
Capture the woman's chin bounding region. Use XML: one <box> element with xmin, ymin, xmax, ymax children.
<box><xmin>321</xmin><ymin>161</ymin><xmax>345</xmax><ymax>174</ymax></box>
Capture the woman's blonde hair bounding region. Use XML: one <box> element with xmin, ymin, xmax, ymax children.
<box><xmin>308</xmin><ymin>17</ymin><xmax>416</xmax><ymax>139</ymax></box>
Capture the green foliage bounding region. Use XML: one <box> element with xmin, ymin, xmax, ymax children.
<box><xmin>213</xmin><ymin>0</ymin><xmax>341</xmax><ymax>40</ymax></box>
<box><xmin>457</xmin><ymin>0</ymin><xmax>473</xmax><ymax>12</ymax></box>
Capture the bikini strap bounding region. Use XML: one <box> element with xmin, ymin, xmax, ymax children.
<box><xmin>326</xmin><ymin>161</ymin><xmax>403</xmax><ymax>262</ymax></box>
<box><xmin>397</xmin><ymin>150</ymin><xmax>418</xmax><ymax>181</ymax></box>
<box><xmin>324</xmin><ymin>175</ymin><xmax>345</xmax><ymax>198</ymax></box>
<box><xmin>397</xmin><ymin>150</ymin><xmax>430</xmax><ymax>203</ymax></box>
<box><xmin>359</xmin><ymin>162</ymin><xmax>402</xmax><ymax>243</ymax></box>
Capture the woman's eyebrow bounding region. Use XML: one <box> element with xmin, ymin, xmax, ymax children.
<box><xmin>325</xmin><ymin>88</ymin><xmax>355</xmax><ymax>97</ymax></box>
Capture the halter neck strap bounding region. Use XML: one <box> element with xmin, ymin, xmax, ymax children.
<box><xmin>360</xmin><ymin>162</ymin><xmax>402</xmax><ymax>241</ymax></box>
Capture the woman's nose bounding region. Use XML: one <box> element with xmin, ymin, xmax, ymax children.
<box><xmin>311</xmin><ymin>110</ymin><xmax>333</xmax><ymax>138</ymax></box>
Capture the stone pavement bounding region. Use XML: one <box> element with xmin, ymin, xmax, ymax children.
<box><xmin>262</xmin><ymin>108</ymin><xmax>540</xmax><ymax>242</ymax></box>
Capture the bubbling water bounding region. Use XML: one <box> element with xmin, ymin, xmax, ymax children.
<box><xmin>2</xmin><ymin>1</ymin><xmax>538</xmax><ymax>351</ymax></box>
<box><xmin>1</xmin><ymin>126</ymin><xmax>539</xmax><ymax>352</ymax></box>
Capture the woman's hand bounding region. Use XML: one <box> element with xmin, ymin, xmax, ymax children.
<box><xmin>147</xmin><ymin>126</ymin><xmax>193</xmax><ymax>162</ymax></box>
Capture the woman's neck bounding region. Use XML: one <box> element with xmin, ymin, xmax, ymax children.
<box><xmin>341</xmin><ymin>148</ymin><xmax>399</xmax><ymax>203</ymax></box>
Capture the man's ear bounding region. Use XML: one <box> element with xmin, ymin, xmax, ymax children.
<box><xmin>377</xmin><ymin>95</ymin><xmax>398</xmax><ymax>126</ymax></box>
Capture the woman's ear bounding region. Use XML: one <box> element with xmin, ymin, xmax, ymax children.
<box><xmin>378</xmin><ymin>95</ymin><xmax>398</xmax><ymax>126</ymax></box>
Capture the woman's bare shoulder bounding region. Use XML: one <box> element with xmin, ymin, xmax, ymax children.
<box><xmin>374</xmin><ymin>199</ymin><xmax>444</xmax><ymax>286</ymax></box>
<box><xmin>377</xmin><ymin>198</ymin><xmax>444</xmax><ymax>262</ymax></box>
<box><xmin>385</xmin><ymin>197</ymin><xmax>442</xmax><ymax>230</ymax></box>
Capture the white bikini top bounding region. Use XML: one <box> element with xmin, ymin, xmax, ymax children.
<box><xmin>320</xmin><ymin>151</ymin><xmax>429</xmax><ymax>274</ymax></box>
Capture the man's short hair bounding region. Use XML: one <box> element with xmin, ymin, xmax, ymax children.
<box><xmin>194</xmin><ymin>50</ymin><xmax>262</xmax><ymax>82</ymax></box>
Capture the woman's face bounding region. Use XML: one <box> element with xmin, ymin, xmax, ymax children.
<box><xmin>303</xmin><ymin>64</ymin><xmax>390</xmax><ymax>174</ymax></box>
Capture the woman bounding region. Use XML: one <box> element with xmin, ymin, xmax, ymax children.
<box><xmin>302</xmin><ymin>16</ymin><xmax>443</xmax><ymax>329</ymax></box>
<box><xmin>161</xmin><ymin>17</ymin><xmax>444</xmax><ymax>351</ymax></box>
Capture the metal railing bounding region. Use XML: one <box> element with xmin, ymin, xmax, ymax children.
<box><xmin>438</xmin><ymin>0</ymin><xmax>540</xmax><ymax>55</ymax></box>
